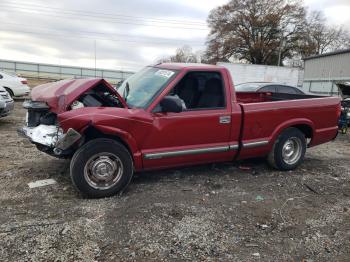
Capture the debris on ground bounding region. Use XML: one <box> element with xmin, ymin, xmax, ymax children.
<box><xmin>303</xmin><ymin>183</ymin><xmax>320</xmax><ymax>194</ymax></box>
<box><xmin>28</xmin><ymin>178</ymin><xmax>57</xmax><ymax>188</ymax></box>
<box><xmin>255</xmin><ymin>195</ymin><xmax>264</xmax><ymax>201</ymax></box>
<box><xmin>239</xmin><ymin>165</ymin><xmax>252</xmax><ymax>171</ymax></box>
<box><xmin>257</xmin><ymin>223</ymin><xmax>269</xmax><ymax>230</ymax></box>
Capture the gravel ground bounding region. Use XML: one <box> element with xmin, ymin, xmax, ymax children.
<box><xmin>0</xmin><ymin>102</ymin><xmax>350</xmax><ymax>261</ymax></box>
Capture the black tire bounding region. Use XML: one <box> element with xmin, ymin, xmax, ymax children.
<box><xmin>267</xmin><ymin>128</ymin><xmax>306</xmax><ymax>171</ymax></box>
<box><xmin>4</xmin><ymin>87</ymin><xmax>14</xmax><ymax>98</ymax></box>
<box><xmin>70</xmin><ymin>138</ymin><xmax>133</xmax><ymax>198</ymax></box>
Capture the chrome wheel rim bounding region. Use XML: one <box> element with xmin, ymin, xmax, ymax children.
<box><xmin>84</xmin><ymin>152</ymin><xmax>123</xmax><ymax>190</ymax></box>
<box><xmin>282</xmin><ymin>137</ymin><xmax>302</xmax><ymax>165</ymax></box>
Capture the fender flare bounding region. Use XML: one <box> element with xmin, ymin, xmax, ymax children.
<box><xmin>4</xmin><ymin>87</ymin><xmax>14</xmax><ymax>96</ymax></box>
<box><xmin>269</xmin><ymin>118</ymin><xmax>315</xmax><ymax>148</ymax></box>
<box><xmin>81</xmin><ymin>124</ymin><xmax>143</xmax><ymax>170</ymax></box>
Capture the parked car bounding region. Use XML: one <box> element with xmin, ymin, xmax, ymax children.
<box><xmin>0</xmin><ymin>71</ymin><xmax>30</xmax><ymax>97</ymax></box>
<box><xmin>19</xmin><ymin>64</ymin><xmax>340</xmax><ymax>198</ymax></box>
<box><xmin>235</xmin><ymin>82</ymin><xmax>305</xmax><ymax>94</ymax></box>
<box><xmin>0</xmin><ymin>85</ymin><xmax>14</xmax><ymax>118</ymax></box>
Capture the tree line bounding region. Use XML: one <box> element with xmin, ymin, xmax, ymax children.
<box><xmin>159</xmin><ymin>0</ymin><xmax>350</xmax><ymax>66</ymax></box>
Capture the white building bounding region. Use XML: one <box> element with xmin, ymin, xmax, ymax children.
<box><xmin>302</xmin><ymin>49</ymin><xmax>350</xmax><ymax>95</ymax></box>
<box><xmin>217</xmin><ymin>62</ymin><xmax>303</xmax><ymax>87</ymax></box>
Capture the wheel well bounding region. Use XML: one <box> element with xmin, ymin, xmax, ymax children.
<box><xmin>291</xmin><ymin>124</ymin><xmax>313</xmax><ymax>139</ymax></box>
<box><xmin>83</xmin><ymin>126</ymin><xmax>133</xmax><ymax>158</ymax></box>
<box><xmin>4</xmin><ymin>87</ymin><xmax>13</xmax><ymax>96</ymax></box>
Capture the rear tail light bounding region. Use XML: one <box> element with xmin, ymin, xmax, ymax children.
<box><xmin>21</xmin><ymin>80</ymin><xmax>28</xmax><ymax>84</ymax></box>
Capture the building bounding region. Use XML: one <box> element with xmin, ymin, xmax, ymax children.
<box><xmin>218</xmin><ymin>62</ymin><xmax>304</xmax><ymax>87</ymax></box>
<box><xmin>302</xmin><ymin>49</ymin><xmax>350</xmax><ymax>95</ymax></box>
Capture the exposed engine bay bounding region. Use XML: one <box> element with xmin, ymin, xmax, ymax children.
<box><xmin>19</xmin><ymin>82</ymin><xmax>124</xmax><ymax>157</ymax></box>
<box><xmin>70</xmin><ymin>84</ymin><xmax>124</xmax><ymax>110</ymax></box>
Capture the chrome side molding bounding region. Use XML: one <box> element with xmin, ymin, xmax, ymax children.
<box><xmin>144</xmin><ymin>144</ymin><xmax>238</xmax><ymax>160</ymax></box>
<box><xmin>229</xmin><ymin>144</ymin><xmax>239</xmax><ymax>150</ymax></box>
<box><xmin>143</xmin><ymin>140</ymin><xmax>268</xmax><ymax>160</ymax></box>
<box><xmin>242</xmin><ymin>140</ymin><xmax>269</xmax><ymax>149</ymax></box>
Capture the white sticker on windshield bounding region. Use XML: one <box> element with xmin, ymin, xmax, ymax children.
<box><xmin>155</xmin><ymin>70</ymin><xmax>175</xmax><ymax>79</ymax></box>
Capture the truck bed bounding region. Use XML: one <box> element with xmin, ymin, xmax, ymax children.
<box><xmin>236</xmin><ymin>92</ymin><xmax>323</xmax><ymax>104</ymax></box>
<box><xmin>236</xmin><ymin>92</ymin><xmax>340</xmax><ymax>160</ymax></box>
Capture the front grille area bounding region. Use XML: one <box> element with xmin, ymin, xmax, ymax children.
<box><xmin>27</xmin><ymin>108</ymin><xmax>57</xmax><ymax>127</ymax></box>
<box><xmin>23</xmin><ymin>100</ymin><xmax>56</xmax><ymax>127</ymax></box>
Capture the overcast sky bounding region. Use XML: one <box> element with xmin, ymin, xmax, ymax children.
<box><xmin>0</xmin><ymin>0</ymin><xmax>349</xmax><ymax>72</ymax></box>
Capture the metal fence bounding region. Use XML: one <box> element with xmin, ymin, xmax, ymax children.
<box><xmin>0</xmin><ymin>59</ymin><xmax>134</xmax><ymax>84</ymax></box>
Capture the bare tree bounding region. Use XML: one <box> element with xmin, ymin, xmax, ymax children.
<box><xmin>299</xmin><ymin>11</ymin><xmax>350</xmax><ymax>57</ymax></box>
<box><xmin>205</xmin><ymin>0</ymin><xmax>306</xmax><ymax>65</ymax></box>
<box><xmin>158</xmin><ymin>45</ymin><xmax>201</xmax><ymax>63</ymax></box>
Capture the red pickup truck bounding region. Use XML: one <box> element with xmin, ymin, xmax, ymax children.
<box><xmin>19</xmin><ymin>63</ymin><xmax>341</xmax><ymax>198</ymax></box>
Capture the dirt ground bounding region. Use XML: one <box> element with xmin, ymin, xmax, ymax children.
<box><xmin>0</xmin><ymin>102</ymin><xmax>350</xmax><ymax>261</ymax></box>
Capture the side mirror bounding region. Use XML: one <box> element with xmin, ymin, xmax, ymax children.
<box><xmin>160</xmin><ymin>96</ymin><xmax>183</xmax><ymax>113</ymax></box>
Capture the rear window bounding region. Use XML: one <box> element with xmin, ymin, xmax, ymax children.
<box><xmin>259</xmin><ymin>85</ymin><xmax>276</xmax><ymax>92</ymax></box>
<box><xmin>277</xmin><ymin>85</ymin><xmax>303</xmax><ymax>94</ymax></box>
<box><xmin>235</xmin><ymin>83</ymin><xmax>261</xmax><ymax>92</ymax></box>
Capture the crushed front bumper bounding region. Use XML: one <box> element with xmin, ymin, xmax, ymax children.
<box><xmin>18</xmin><ymin>124</ymin><xmax>62</xmax><ymax>147</ymax></box>
<box><xmin>18</xmin><ymin>125</ymin><xmax>82</xmax><ymax>154</ymax></box>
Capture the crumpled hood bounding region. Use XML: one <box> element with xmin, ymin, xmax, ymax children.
<box><xmin>30</xmin><ymin>78</ymin><xmax>127</xmax><ymax>113</ymax></box>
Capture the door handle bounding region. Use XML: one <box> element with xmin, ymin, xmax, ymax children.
<box><xmin>219</xmin><ymin>116</ymin><xmax>231</xmax><ymax>124</ymax></box>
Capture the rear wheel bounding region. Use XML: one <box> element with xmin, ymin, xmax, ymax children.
<box><xmin>268</xmin><ymin>128</ymin><xmax>306</xmax><ymax>170</ymax></box>
<box><xmin>70</xmin><ymin>138</ymin><xmax>133</xmax><ymax>198</ymax></box>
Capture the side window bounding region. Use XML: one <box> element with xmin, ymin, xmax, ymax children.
<box><xmin>259</xmin><ymin>85</ymin><xmax>276</xmax><ymax>92</ymax></box>
<box><xmin>170</xmin><ymin>71</ymin><xmax>225</xmax><ymax>110</ymax></box>
<box><xmin>293</xmin><ymin>87</ymin><xmax>304</xmax><ymax>94</ymax></box>
<box><xmin>277</xmin><ymin>85</ymin><xmax>298</xmax><ymax>94</ymax></box>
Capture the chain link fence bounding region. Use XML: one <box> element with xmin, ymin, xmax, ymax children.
<box><xmin>0</xmin><ymin>59</ymin><xmax>134</xmax><ymax>84</ymax></box>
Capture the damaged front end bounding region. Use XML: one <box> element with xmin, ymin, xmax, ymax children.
<box><xmin>18</xmin><ymin>78</ymin><xmax>127</xmax><ymax>158</ymax></box>
<box><xmin>18</xmin><ymin>100</ymin><xmax>82</xmax><ymax>157</ymax></box>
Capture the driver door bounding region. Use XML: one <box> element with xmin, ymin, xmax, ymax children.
<box><xmin>141</xmin><ymin>70</ymin><xmax>238</xmax><ymax>170</ymax></box>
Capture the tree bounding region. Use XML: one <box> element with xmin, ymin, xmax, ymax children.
<box><xmin>205</xmin><ymin>0</ymin><xmax>306</xmax><ymax>65</ymax></box>
<box><xmin>158</xmin><ymin>45</ymin><xmax>201</xmax><ymax>63</ymax></box>
<box><xmin>298</xmin><ymin>11</ymin><xmax>350</xmax><ymax>57</ymax></box>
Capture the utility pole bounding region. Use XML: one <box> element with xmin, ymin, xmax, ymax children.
<box><xmin>277</xmin><ymin>35</ymin><xmax>283</xmax><ymax>67</ymax></box>
<box><xmin>94</xmin><ymin>40</ymin><xmax>97</xmax><ymax>77</ymax></box>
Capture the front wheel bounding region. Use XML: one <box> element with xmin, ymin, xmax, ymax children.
<box><xmin>267</xmin><ymin>128</ymin><xmax>306</xmax><ymax>171</ymax></box>
<box><xmin>70</xmin><ymin>138</ymin><xmax>133</xmax><ymax>198</ymax></box>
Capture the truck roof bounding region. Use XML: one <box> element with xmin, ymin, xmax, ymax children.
<box><xmin>154</xmin><ymin>63</ymin><xmax>223</xmax><ymax>70</ymax></box>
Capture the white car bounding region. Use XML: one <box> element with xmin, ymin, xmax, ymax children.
<box><xmin>0</xmin><ymin>85</ymin><xmax>14</xmax><ymax>118</ymax></box>
<box><xmin>0</xmin><ymin>71</ymin><xmax>30</xmax><ymax>97</ymax></box>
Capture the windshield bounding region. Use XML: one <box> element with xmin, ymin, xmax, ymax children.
<box><xmin>235</xmin><ymin>83</ymin><xmax>262</xmax><ymax>92</ymax></box>
<box><xmin>118</xmin><ymin>67</ymin><xmax>178</xmax><ymax>108</ymax></box>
